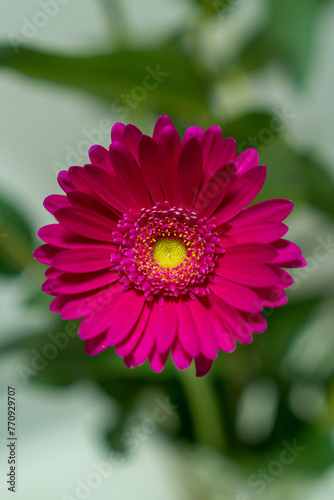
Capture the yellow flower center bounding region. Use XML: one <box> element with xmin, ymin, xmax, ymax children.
<box><xmin>153</xmin><ymin>238</ymin><xmax>187</xmax><ymax>269</ymax></box>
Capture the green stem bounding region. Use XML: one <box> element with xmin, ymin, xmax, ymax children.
<box><xmin>178</xmin><ymin>366</ymin><xmax>226</xmax><ymax>452</ymax></box>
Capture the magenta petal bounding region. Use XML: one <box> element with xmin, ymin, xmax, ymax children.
<box><xmin>232</xmin><ymin>199</ymin><xmax>294</xmax><ymax>224</ymax></box>
<box><xmin>88</xmin><ymin>145</ymin><xmax>109</xmax><ymax>165</ymax></box>
<box><xmin>106</xmin><ymin>290</ymin><xmax>146</xmax><ymax>345</ymax></box>
<box><xmin>132</xmin><ymin>301</ymin><xmax>160</xmax><ymax>365</ymax></box>
<box><xmin>215</xmin><ymin>260</ymin><xmax>278</xmax><ymax>287</ymax></box>
<box><xmin>68</xmin><ymin>166</ymin><xmax>95</xmax><ymax>195</ymax></box>
<box><xmin>153</xmin><ymin>115</ymin><xmax>175</xmax><ymax>141</ymax></box>
<box><xmin>43</xmin><ymin>194</ymin><xmax>70</xmax><ymax>214</ymax></box>
<box><xmin>52</xmin><ymin>270</ymin><xmax>118</xmax><ymax>294</ymax></box>
<box><xmin>201</xmin><ymin>126</ymin><xmax>224</xmax><ymax>179</ymax></box>
<box><xmin>79</xmin><ymin>285</ymin><xmax>134</xmax><ymax>340</ymax></box>
<box><xmin>183</xmin><ymin>126</ymin><xmax>204</xmax><ymax>144</ymax></box>
<box><xmin>54</xmin><ymin>207</ymin><xmax>117</xmax><ymax>241</ymax></box>
<box><xmin>122</xmin><ymin>124</ymin><xmax>143</xmax><ymax>162</ymax></box>
<box><xmin>171</xmin><ymin>341</ymin><xmax>192</xmax><ymax>370</ymax></box>
<box><xmin>188</xmin><ymin>299</ymin><xmax>218</xmax><ymax>360</ymax></box>
<box><xmin>272</xmin><ymin>239</ymin><xmax>302</xmax><ymax>263</ymax></box>
<box><xmin>85</xmin><ymin>331</ymin><xmax>108</xmax><ymax>356</ymax></box>
<box><xmin>254</xmin><ymin>287</ymin><xmax>287</xmax><ymax>307</ymax></box>
<box><xmin>176</xmin><ymin>300</ymin><xmax>200</xmax><ymax>357</ymax></box>
<box><xmin>240</xmin><ymin>311</ymin><xmax>267</xmax><ymax>333</ymax></box>
<box><xmin>210</xmin><ymin>295</ymin><xmax>253</xmax><ymax>343</ymax></box>
<box><xmin>111</xmin><ymin>122</ymin><xmax>125</xmax><ymax>142</ymax></box>
<box><xmin>33</xmin><ymin>244</ymin><xmax>62</xmax><ymax>265</ymax></box>
<box><xmin>214</xmin><ymin>166</ymin><xmax>267</xmax><ymax>224</ymax></box>
<box><xmin>195</xmin><ymin>355</ymin><xmax>213</xmax><ymax>377</ymax></box>
<box><xmin>57</xmin><ymin>171</ymin><xmax>73</xmax><ymax>193</ymax></box>
<box><xmin>45</xmin><ymin>267</ymin><xmax>62</xmax><ymax>279</ymax></box>
<box><xmin>67</xmin><ymin>190</ymin><xmax>119</xmax><ymax>223</ymax></box>
<box><xmin>49</xmin><ymin>294</ymin><xmax>68</xmax><ymax>313</ymax></box>
<box><xmin>37</xmin><ymin>224</ymin><xmax>113</xmax><ymax>249</ymax></box>
<box><xmin>138</xmin><ymin>135</ymin><xmax>165</xmax><ymax>204</ymax></box>
<box><xmin>149</xmin><ymin>345</ymin><xmax>169</xmax><ymax>373</ymax></box>
<box><xmin>219</xmin><ymin>222</ymin><xmax>288</xmax><ymax>245</ymax></box>
<box><xmin>212</xmin><ymin>276</ymin><xmax>262</xmax><ymax>312</ymax></box>
<box><xmin>156</xmin><ymin>300</ymin><xmax>178</xmax><ymax>353</ymax></box>
<box><xmin>84</xmin><ymin>165</ymin><xmax>133</xmax><ymax>213</ymax></box>
<box><xmin>115</xmin><ymin>301</ymin><xmax>152</xmax><ymax>357</ymax></box>
<box><xmin>235</xmin><ymin>148</ymin><xmax>259</xmax><ymax>174</ymax></box>
<box><xmin>178</xmin><ymin>137</ymin><xmax>203</xmax><ymax>210</ymax></box>
<box><xmin>109</xmin><ymin>141</ymin><xmax>151</xmax><ymax>209</ymax></box>
<box><xmin>194</xmin><ymin>162</ymin><xmax>236</xmax><ymax>217</ymax></box>
<box><xmin>157</xmin><ymin>125</ymin><xmax>181</xmax><ymax>206</ymax></box>
<box><xmin>41</xmin><ymin>278</ymin><xmax>55</xmax><ymax>295</ymax></box>
<box><xmin>51</xmin><ymin>247</ymin><xmax>112</xmax><ymax>273</ymax></box>
<box><xmin>221</xmin><ymin>243</ymin><xmax>278</xmax><ymax>263</ymax></box>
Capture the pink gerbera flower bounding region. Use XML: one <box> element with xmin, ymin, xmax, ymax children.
<box><xmin>34</xmin><ymin>116</ymin><xmax>306</xmax><ymax>376</ymax></box>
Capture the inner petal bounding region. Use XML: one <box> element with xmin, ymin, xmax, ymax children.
<box><xmin>153</xmin><ymin>238</ymin><xmax>187</xmax><ymax>269</ymax></box>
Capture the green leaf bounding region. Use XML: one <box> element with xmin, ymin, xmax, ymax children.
<box><xmin>241</xmin><ymin>0</ymin><xmax>325</xmax><ymax>83</ymax></box>
<box><xmin>302</xmin><ymin>155</ymin><xmax>334</xmax><ymax>218</ymax></box>
<box><xmin>0</xmin><ymin>44</ymin><xmax>211</xmax><ymax>123</ymax></box>
<box><xmin>0</xmin><ymin>193</ymin><xmax>33</xmax><ymax>274</ymax></box>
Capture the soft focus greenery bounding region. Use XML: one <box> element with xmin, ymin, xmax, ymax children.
<box><xmin>1</xmin><ymin>0</ymin><xmax>334</xmax><ymax>498</ymax></box>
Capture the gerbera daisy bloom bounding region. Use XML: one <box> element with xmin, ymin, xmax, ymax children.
<box><xmin>34</xmin><ymin>116</ymin><xmax>306</xmax><ymax>376</ymax></box>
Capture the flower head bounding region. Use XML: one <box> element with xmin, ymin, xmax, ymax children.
<box><xmin>34</xmin><ymin>116</ymin><xmax>306</xmax><ymax>376</ymax></box>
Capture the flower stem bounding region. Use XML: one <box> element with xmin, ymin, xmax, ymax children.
<box><xmin>178</xmin><ymin>366</ymin><xmax>226</xmax><ymax>452</ymax></box>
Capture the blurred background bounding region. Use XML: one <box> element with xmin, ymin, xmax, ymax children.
<box><xmin>0</xmin><ymin>0</ymin><xmax>334</xmax><ymax>498</ymax></box>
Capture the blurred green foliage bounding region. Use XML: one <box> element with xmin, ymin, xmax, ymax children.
<box><xmin>0</xmin><ymin>0</ymin><xmax>333</xmax><ymax>493</ymax></box>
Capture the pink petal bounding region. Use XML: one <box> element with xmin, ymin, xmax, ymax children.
<box><xmin>239</xmin><ymin>311</ymin><xmax>267</xmax><ymax>333</ymax></box>
<box><xmin>211</xmin><ymin>310</ymin><xmax>236</xmax><ymax>352</ymax></box>
<box><xmin>51</xmin><ymin>247</ymin><xmax>112</xmax><ymax>273</ymax></box>
<box><xmin>171</xmin><ymin>341</ymin><xmax>192</xmax><ymax>370</ymax></box>
<box><xmin>219</xmin><ymin>222</ymin><xmax>288</xmax><ymax>245</ymax></box>
<box><xmin>194</xmin><ymin>162</ymin><xmax>236</xmax><ymax>217</ymax></box>
<box><xmin>88</xmin><ymin>145</ymin><xmax>109</xmax><ymax>165</ymax></box>
<box><xmin>50</xmin><ymin>294</ymin><xmax>68</xmax><ymax>313</ymax></box>
<box><xmin>79</xmin><ymin>286</ymin><xmax>141</xmax><ymax>340</ymax></box>
<box><xmin>220</xmin><ymin>243</ymin><xmax>278</xmax><ymax>263</ymax></box>
<box><xmin>132</xmin><ymin>301</ymin><xmax>161</xmax><ymax>365</ymax></box>
<box><xmin>254</xmin><ymin>287</ymin><xmax>287</xmax><ymax>307</ymax></box>
<box><xmin>111</xmin><ymin>122</ymin><xmax>125</xmax><ymax>142</ymax></box>
<box><xmin>201</xmin><ymin>126</ymin><xmax>224</xmax><ymax>181</ymax></box>
<box><xmin>68</xmin><ymin>166</ymin><xmax>95</xmax><ymax>195</ymax></box>
<box><xmin>45</xmin><ymin>267</ymin><xmax>62</xmax><ymax>279</ymax></box>
<box><xmin>235</xmin><ymin>148</ymin><xmax>259</xmax><ymax>174</ymax></box>
<box><xmin>43</xmin><ymin>194</ymin><xmax>70</xmax><ymax>214</ymax></box>
<box><xmin>33</xmin><ymin>244</ymin><xmax>62</xmax><ymax>265</ymax></box>
<box><xmin>176</xmin><ymin>299</ymin><xmax>200</xmax><ymax>357</ymax></box>
<box><xmin>84</xmin><ymin>165</ymin><xmax>134</xmax><ymax>214</ymax></box>
<box><xmin>210</xmin><ymin>295</ymin><xmax>253</xmax><ymax>343</ymax></box>
<box><xmin>149</xmin><ymin>345</ymin><xmax>169</xmax><ymax>373</ymax></box>
<box><xmin>152</xmin><ymin>115</ymin><xmax>175</xmax><ymax>141</ymax></box>
<box><xmin>115</xmin><ymin>301</ymin><xmax>152</xmax><ymax>357</ymax></box>
<box><xmin>178</xmin><ymin>137</ymin><xmax>203</xmax><ymax>210</ymax></box>
<box><xmin>182</xmin><ymin>126</ymin><xmax>204</xmax><ymax>144</ymax></box>
<box><xmin>157</xmin><ymin>125</ymin><xmax>181</xmax><ymax>206</ymax></box>
<box><xmin>38</xmin><ymin>224</ymin><xmax>114</xmax><ymax>249</ymax></box>
<box><xmin>106</xmin><ymin>290</ymin><xmax>146</xmax><ymax>345</ymax></box>
<box><xmin>67</xmin><ymin>190</ymin><xmax>119</xmax><ymax>223</ymax></box>
<box><xmin>231</xmin><ymin>199</ymin><xmax>294</xmax><ymax>224</ymax></box>
<box><xmin>195</xmin><ymin>355</ymin><xmax>213</xmax><ymax>377</ymax></box>
<box><xmin>121</xmin><ymin>124</ymin><xmax>143</xmax><ymax>162</ymax></box>
<box><xmin>109</xmin><ymin>142</ymin><xmax>151</xmax><ymax>209</ymax></box>
<box><xmin>214</xmin><ymin>166</ymin><xmax>267</xmax><ymax>224</ymax></box>
<box><xmin>42</xmin><ymin>278</ymin><xmax>55</xmax><ymax>295</ymax></box>
<box><xmin>54</xmin><ymin>207</ymin><xmax>117</xmax><ymax>241</ymax></box>
<box><xmin>188</xmin><ymin>298</ymin><xmax>218</xmax><ymax>360</ymax></box>
<box><xmin>138</xmin><ymin>135</ymin><xmax>165</xmax><ymax>204</ymax></box>
<box><xmin>85</xmin><ymin>331</ymin><xmax>109</xmax><ymax>356</ymax></box>
<box><xmin>271</xmin><ymin>239</ymin><xmax>301</xmax><ymax>260</ymax></box>
<box><xmin>215</xmin><ymin>260</ymin><xmax>278</xmax><ymax>287</ymax></box>
<box><xmin>156</xmin><ymin>299</ymin><xmax>178</xmax><ymax>353</ymax></box>
<box><xmin>52</xmin><ymin>270</ymin><xmax>118</xmax><ymax>294</ymax></box>
<box><xmin>61</xmin><ymin>286</ymin><xmax>116</xmax><ymax>320</ymax></box>
<box><xmin>212</xmin><ymin>276</ymin><xmax>262</xmax><ymax>312</ymax></box>
<box><xmin>57</xmin><ymin>171</ymin><xmax>73</xmax><ymax>193</ymax></box>
<box><xmin>274</xmin><ymin>267</ymin><xmax>294</xmax><ymax>288</ymax></box>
